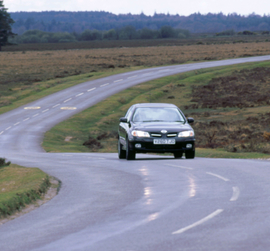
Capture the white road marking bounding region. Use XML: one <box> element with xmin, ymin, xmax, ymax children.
<box><xmin>166</xmin><ymin>164</ymin><xmax>193</xmax><ymax>170</ymax></box>
<box><xmin>14</xmin><ymin>122</ymin><xmax>20</xmax><ymax>126</ymax></box>
<box><xmin>23</xmin><ymin>118</ymin><xmax>30</xmax><ymax>121</ymax></box>
<box><xmin>128</xmin><ymin>75</ymin><xmax>137</xmax><ymax>79</ymax></box>
<box><xmin>42</xmin><ymin>109</ymin><xmax>49</xmax><ymax>113</ymax></box>
<box><xmin>87</xmin><ymin>87</ymin><xmax>96</xmax><ymax>92</ymax></box>
<box><xmin>53</xmin><ymin>104</ymin><xmax>60</xmax><ymax>108</ymax></box>
<box><xmin>76</xmin><ymin>93</ymin><xmax>84</xmax><ymax>97</ymax></box>
<box><xmin>5</xmin><ymin>126</ymin><xmax>11</xmax><ymax>130</ymax></box>
<box><xmin>172</xmin><ymin>209</ymin><xmax>224</xmax><ymax>234</ymax></box>
<box><xmin>24</xmin><ymin>107</ymin><xmax>40</xmax><ymax>110</ymax></box>
<box><xmin>230</xmin><ymin>187</ymin><xmax>240</xmax><ymax>201</ymax></box>
<box><xmin>60</xmin><ymin>107</ymin><xmax>77</xmax><ymax>110</ymax></box>
<box><xmin>206</xmin><ymin>172</ymin><xmax>230</xmax><ymax>182</ymax></box>
<box><xmin>0</xmin><ymin>131</ymin><xmax>4</xmax><ymax>135</ymax></box>
<box><xmin>33</xmin><ymin>113</ymin><xmax>39</xmax><ymax>117</ymax></box>
<box><xmin>100</xmin><ymin>83</ymin><xmax>110</xmax><ymax>87</ymax></box>
<box><xmin>64</xmin><ymin>98</ymin><xmax>72</xmax><ymax>103</ymax></box>
<box><xmin>114</xmin><ymin>79</ymin><xmax>123</xmax><ymax>83</ymax></box>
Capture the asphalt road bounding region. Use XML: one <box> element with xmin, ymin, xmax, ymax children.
<box><xmin>1</xmin><ymin>55</ymin><xmax>270</xmax><ymax>251</ymax></box>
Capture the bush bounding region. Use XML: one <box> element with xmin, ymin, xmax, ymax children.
<box><xmin>216</xmin><ymin>29</ymin><xmax>236</xmax><ymax>36</ymax></box>
<box><xmin>0</xmin><ymin>158</ymin><xmax>11</xmax><ymax>168</ymax></box>
<box><xmin>103</xmin><ymin>29</ymin><xmax>117</xmax><ymax>40</ymax></box>
<box><xmin>49</xmin><ymin>32</ymin><xmax>76</xmax><ymax>43</ymax></box>
<box><xmin>139</xmin><ymin>28</ymin><xmax>160</xmax><ymax>39</ymax></box>
<box><xmin>80</xmin><ymin>29</ymin><xmax>102</xmax><ymax>41</ymax></box>
<box><xmin>263</xmin><ymin>132</ymin><xmax>270</xmax><ymax>141</ymax></box>
<box><xmin>238</xmin><ymin>30</ymin><xmax>256</xmax><ymax>36</ymax></box>
<box><xmin>21</xmin><ymin>34</ymin><xmax>41</xmax><ymax>43</ymax></box>
<box><xmin>160</xmin><ymin>25</ymin><xmax>176</xmax><ymax>38</ymax></box>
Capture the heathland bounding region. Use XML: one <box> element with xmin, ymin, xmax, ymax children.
<box><xmin>1</xmin><ymin>39</ymin><xmax>270</xmax><ymax>159</ymax></box>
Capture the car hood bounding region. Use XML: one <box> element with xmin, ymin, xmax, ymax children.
<box><xmin>132</xmin><ymin>122</ymin><xmax>192</xmax><ymax>133</ymax></box>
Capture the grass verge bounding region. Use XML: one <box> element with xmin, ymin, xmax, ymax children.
<box><xmin>0</xmin><ymin>162</ymin><xmax>51</xmax><ymax>218</ymax></box>
<box><xmin>196</xmin><ymin>148</ymin><xmax>270</xmax><ymax>159</ymax></box>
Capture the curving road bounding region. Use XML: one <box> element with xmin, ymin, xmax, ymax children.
<box><xmin>1</xmin><ymin>56</ymin><xmax>270</xmax><ymax>251</ymax></box>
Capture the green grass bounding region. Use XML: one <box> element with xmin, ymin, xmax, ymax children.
<box><xmin>43</xmin><ymin>61</ymin><xmax>270</xmax><ymax>159</ymax></box>
<box><xmin>0</xmin><ymin>164</ymin><xmax>51</xmax><ymax>218</ymax></box>
<box><xmin>196</xmin><ymin>148</ymin><xmax>270</xmax><ymax>159</ymax></box>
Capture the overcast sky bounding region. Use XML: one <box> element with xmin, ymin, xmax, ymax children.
<box><xmin>4</xmin><ymin>0</ymin><xmax>270</xmax><ymax>16</ymax></box>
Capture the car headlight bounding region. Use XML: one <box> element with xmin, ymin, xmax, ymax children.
<box><xmin>178</xmin><ymin>130</ymin><xmax>195</xmax><ymax>137</ymax></box>
<box><xmin>132</xmin><ymin>130</ymin><xmax>150</xmax><ymax>137</ymax></box>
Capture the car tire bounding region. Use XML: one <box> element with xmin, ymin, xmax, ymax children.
<box><xmin>174</xmin><ymin>152</ymin><xmax>183</xmax><ymax>159</ymax></box>
<box><xmin>118</xmin><ymin>139</ymin><xmax>126</xmax><ymax>159</ymax></box>
<box><xmin>126</xmin><ymin>139</ymin><xmax>136</xmax><ymax>160</ymax></box>
<box><xmin>185</xmin><ymin>149</ymin><xmax>195</xmax><ymax>159</ymax></box>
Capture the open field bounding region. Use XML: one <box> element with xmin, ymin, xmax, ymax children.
<box><xmin>3</xmin><ymin>35</ymin><xmax>270</xmax><ymax>51</ymax></box>
<box><xmin>1</xmin><ymin>40</ymin><xmax>270</xmax><ymax>110</ymax></box>
<box><xmin>43</xmin><ymin>61</ymin><xmax>270</xmax><ymax>158</ymax></box>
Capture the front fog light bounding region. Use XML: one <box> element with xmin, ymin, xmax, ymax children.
<box><xmin>135</xmin><ymin>144</ymin><xmax>142</xmax><ymax>148</ymax></box>
<box><xmin>186</xmin><ymin>144</ymin><xmax>193</xmax><ymax>149</ymax></box>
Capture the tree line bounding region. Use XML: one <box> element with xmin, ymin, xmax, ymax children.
<box><xmin>10</xmin><ymin>11</ymin><xmax>270</xmax><ymax>35</ymax></box>
<box><xmin>10</xmin><ymin>26</ymin><xmax>190</xmax><ymax>44</ymax></box>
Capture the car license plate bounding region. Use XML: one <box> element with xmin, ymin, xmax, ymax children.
<box><xmin>153</xmin><ymin>139</ymin><xmax>176</xmax><ymax>145</ymax></box>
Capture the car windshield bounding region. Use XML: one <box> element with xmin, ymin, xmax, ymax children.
<box><xmin>132</xmin><ymin>107</ymin><xmax>185</xmax><ymax>123</ymax></box>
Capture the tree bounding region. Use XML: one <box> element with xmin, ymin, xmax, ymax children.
<box><xmin>0</xmin><ymin>0</ymin><xmax>15</xmax><ymax>51</ymax></box>
<box><xmin>80</xmin><ymin>29</ymin><xmax>102</xmax><ymax>41</ymax></box>
<box><xmin>160</xmin><ymin>25</ymin><xmax>176</xmax><ymax>38</ymax></box>
<box><xmin>103</xmin><ymin>29</ymin><xmax>117</xmax><ymax>40</ymax></box>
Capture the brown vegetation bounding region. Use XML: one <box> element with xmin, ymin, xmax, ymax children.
<box><xmin>188</xmin><ymin>67</ymin><xmax>270</xmax><ymax>109</ymax></box>
<box><xmin>1</xmin><ymin>41</ymin><xmax>270</xmax><ymax>108</ymax></box>
<box><xmin>185</xmin><ymin>67</ymin><xmax>270</xmax><ymax>154</ymax></box>
<box><xmin>193</xmin><ymin>113</ymin><xmax>270</xmax><ymax>153</ymax></box>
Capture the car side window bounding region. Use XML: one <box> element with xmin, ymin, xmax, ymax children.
<box><xmin>125</xmin><ymin>106</ymin><xmax>134</xmax><ymax>121</ymax></box>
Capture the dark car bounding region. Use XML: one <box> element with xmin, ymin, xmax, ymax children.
<box><xmin>118</xmin><ymin>103</ymin><xmax>195</xmax><ymax>160</ymax></box>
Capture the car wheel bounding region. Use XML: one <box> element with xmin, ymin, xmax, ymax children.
<box><xmin>118</xmin><ymin>139</ymin><xmax>126</xmax><ymax>159</ymax></box>
<box><xmin>185</xmin><ymin>149</ymin><xmax>195</xmax><ymax>159</ymax></box>
<box><xmin>174</xmin><ymin>152</ymin><xmax>183</xmax><ymax>159</ymax></box>
<box><xmin>126</xmin><ymin>139</ymin><xmax>136</xmax><ymax>160</ymax></box>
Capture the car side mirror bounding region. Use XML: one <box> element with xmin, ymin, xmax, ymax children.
<box><xmin>187</xmin><ymin>117</ymin><xmax>194</xmax><ymax>124</ymax></box>
<box><xmin>119</xmin><ymin>117</ymin><xmax>128</xmax><ymax>123</ymax></box>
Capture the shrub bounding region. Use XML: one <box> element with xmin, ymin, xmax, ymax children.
<box><xmin>83</xmin><ymin>137</ymin><xmax>103</xmax><ymax>150</ymax></box>
<box><xmin>103</xmin><ymin>29</ymin><xmax>117</xmax><ymax>40</ymax></box>
<box><xmin>0</xmin><ymin>158</ymin><xmax>11</xmax><ymax>168</ymax></box>
<box><xmin>216</xmin><ymin>29</ymin><xmax>235</xmax><ymax>36</ymax></box>
<box><xmin>263</xmin><ymin>132</ymin><xmax>270</xmax><ymax>141</ymax></box>
<box><xmin>80</xmin><ymin>29</ymin><xmax>102</xmax><ymax>41</ymax></box>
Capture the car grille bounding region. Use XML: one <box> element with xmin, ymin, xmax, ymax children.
<box><xmin>150</xmin><ymin>133</ymin><xmax>178</xmax><ymax>138</ymax></box>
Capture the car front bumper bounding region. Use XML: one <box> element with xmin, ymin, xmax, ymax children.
<box><xmin>128</xmin><ymin>136</ymin><xmax>195</xmax><ymax>153</ymax></box>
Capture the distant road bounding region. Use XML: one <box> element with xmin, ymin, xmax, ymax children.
<box><xmin>0</xmin><ymin>55</ymin><xmax>270</xmax><ymax>251</ymax></box>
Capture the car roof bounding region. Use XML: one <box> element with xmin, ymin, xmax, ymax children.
<box><xmin>132</xmin><ymin>103</ymin><xmax>177</xmax><ymax>108</ymax></box>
